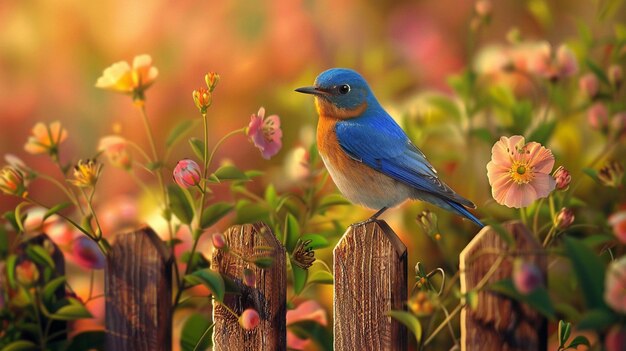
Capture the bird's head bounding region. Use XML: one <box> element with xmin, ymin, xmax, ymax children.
<box><xmin>295</xmin><ymin>68</ymin><xmax>374</xmax><ymax>119</ymax></box>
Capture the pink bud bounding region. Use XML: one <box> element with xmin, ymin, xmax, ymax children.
<box><xmin>606</xmin><ymin>325</ymin><xmax>626</xmax><ymax>351</ymax></box>
<box><xmin>587</xmin><ymin>103</ymin><xmax>609</xmax><ymax>130</ymax></box>
<box><xmin>611</xmin><ymin>112</ymin><xmax>626</xmax><ymax>137</ymax></box>
<box><xmin>15</xmin><ymin>260</ymin><xmax>40</xmax><ymax>286</ymax></box>
<box><xmin>555</xmin><ymin>208</ymin><xmax>575</xmax><ymax>229</ymax></box>
<box><xmin>475</xmin><ymin>0</ymin><xmax>492</xmax><ymax>16</ymax></box>
<box><xmin>579</xmin><ymin>73</ymin><xmax>599</xmax><ymax>98</ymax></box>
<box><xmin>243</xmin><ymin>268</ymin><xmax>256</xmax><ymax>287</ymax></box>
<box><xmin>552</xmin><ymin>166</ymin><xmax>571</xmax><ymax>190</ymax></box>
<box><xmin>72</xmin><ymin>236</ymin><xmax>106</xmax><ymax>270</ymax></box>
<box><xmin>608</xmin><ymin>208</ymin><xmax>626</xmax><ymax>244</ymax></box>
<box><xmin>173</xmin><ymin>159</ymin><xmax>202</xmax><ymax>189</ymax></box>
<box><xmin>608</xmin><ymin>64</ymin><xmax>623</xmax><ymax>87</ymax></box>
<box><xmin>239</xmin><ymin>308</ymin><xmax>260</xmax><ymax>330</ymax></box>
<box><xmin>212</xmin><ymin>233</ymin><xmax>226</xmax><ymax>249</ymax></box>
<box><xmin>513</xmin><ymin>260</ymin><xmax>543</xmax><ymax>294</ymax></box>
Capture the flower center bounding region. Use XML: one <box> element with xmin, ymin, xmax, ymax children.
<box><xmin>510</xmin><ymin>162</ymin><xmax>534</xmax><ymax>184</ymax></box>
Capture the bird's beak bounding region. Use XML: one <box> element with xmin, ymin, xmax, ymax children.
<box><xmin>295</xmin><ymin>86</ymin><xmax>328</xmax><ymax>96</ymax></box>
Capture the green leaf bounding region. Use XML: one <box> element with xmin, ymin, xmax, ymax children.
<box><xmin>200</xmin><ymin>202</ymin><xmax>234</xmax><ymax>229</ymax></box>
<box><xmin>0</xmin><ymin>225</ymin><xmax>8</xmax><ymax>259</ymax></box>
<box><xmin>576</xmin><ymin>308</ymin><xmax>617</xmax><ymax>331</ymax></box>
<box><xmin>253</xmin><ymin>256</ymin><xmax>274</xmax><ymax>269</ymax></box>
<box><xmin>43</xmin><ymin>202</ymin><xmax>71</xmax><ymax>220</ymax></box>
<box><xmin>26</xmin><ymin>245</ymin><xmax>55</xmax><ymax>269</ymax></box>
<box><xmin>185</xmin><ymin>269</ymin><xmax>225</xmax><ymax>302</ymax></box>
<box><xmin>587</xmin><ymin>59</ymin><xmax>610</xmax><ymax>86</ymax></box>
<box><xmin>563</xmin><ymin>237</ymin><xmax>606</xmax><ymax>309</ymax></box>
<box><xmin>234</xmin><ymin>202</ymin><xmax>270</xmax><ymax>224</ymax></box>
<box><xmin>180</xmin><ymin>251</ymin><xmax>210</xmax><ymax>270</ymax></box>
<box><xmin>65</xmin><ymin>330</ymin><xmax>105</xmax><ymax>351</ymax></box>
<box><xmin>527</xmin><ymin>121</ymin><xmax>556</xmax><ymax>145</ymax></box>
<box><xmin>6</xmin><ymin>254</ymin><xmax>17</xmax><ymax>288</ymax></box>
<box><xmin>189</xmin><ymin>137</ymin><xmax>205</xmax><ymax>161</ymax></box>
<box><xmin>0</xmin><ymin>340</ymin><xmax>38</xmax><ymax>351</ymax></box>
<box><xmin>180</xmin><ymin>313</ymin><xmax>213</xmax><ymax>351</ymax></box>
<box><xmin>14</xmin><ymin>202</ymin><xmax>30</xmax><ymax>233</ymax></box>
<box><xmin>168</xmin><ymin>185</ymin><xmax>194</xmax><ymax>224</ymax></box>
<box><xmin>264</xmin><ymin>184</ymin><xmax>278</xmax><ymax>207</ymax></box>
<box><xmin>213</xmin><ymin>165</ymin><xmax>248</xmax><ymax>181</ymax></box>
<box><xmin>245</xmin><ymin>170</ymin><xmax>263</xmax><ymax>178</ymax></box>
<box><xmin>387</xmin><ymin>310</ymin><xmax>422</xmax><ymax>343</ymax></box>
<box><xmin>489</xmin><ymin>279</ymin><xmax>555</xmax><ymax>319</ymax></box>
<box><xmin>317</xmin><ymin>194</ymin><xmax>350</xmax><ymax>213</ymax></box>
<box><xmin>566</xmin><ymin>335</ymin><xmax>591</xmax><ymax>349</ymax></box>
<box><xmin>582</xmin><ymin>168</ymin><xmax>599</xmax><ymax>183</ymax></box>
<box><xmin>292</xmin><ymin>264</ymin><xmax>308</xmax><ymax>294</ymax></box>
<box><xmin>427</xmin><ymin>94</ymin><xmax>461</xmax><ymax>121</ymax></box>
<box><xmin>145</xmin><ymin>161</ymin><xmax>163</xmax><ymax>171</ymax></box>
<box><xmin>288</xmin><ymin>320</ymin><xmax>333</xmax><ymax>351</ymax></box>
<box><xmin>50</xmin><ymin>304</ymin><xmax>92</xmax><ymax>321</ymax></box>
<box><xmin>43</xmin><ymin>276</ymin><xmax>66</xmax><ymax>303</ymax></box>
<box><xmin>3</xmin><ymin>211</ymin><xmax>19</xmax><ymax>232</ymax></box>
<box><xmin>581</xmin><ymin>234</ymin><xmax>614</xmax><ymax>248</ymax></box>
<box><xmin>470</xmin><ymin>128</ymin><xmax>494</xmax><ymax>144</ymax></box>
<box><xmin>284</xmin><ymin>213</ymin><xmax>300</xmax><ymax>252</ymax></box>
<box><xmin>300</xmin><ymin>234</ymin><xmax>329</xmax><ymax>249</ymax></box>
<box><xmin>558</xmin><ymin>320</ymin><xmax>571</xmax><ymax>347</ymax></box>
<box><xmin>308</xmin><ymin>270</ymin><xmax>333</xmax><ymax>285</ymax></box>
<box><xmin>167</xmin><ymin>120</ymin><xmax>195</xmax><ymax>148</ymax></box>
<box><xmin>483</xmin><ymin>219</ymin><xmax>514</xmax><ymax>247</ymax></box>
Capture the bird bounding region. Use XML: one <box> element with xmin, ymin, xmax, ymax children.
<box><xmin>295</xmin><ymin>68</ymin><xmax>483</xmax><ymax>227</ymax></box>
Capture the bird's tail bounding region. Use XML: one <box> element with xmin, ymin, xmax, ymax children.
<box><xmin>445</xmin><ymin>199</ymin><xmax>484</xmax><ymax>228</ymax></box>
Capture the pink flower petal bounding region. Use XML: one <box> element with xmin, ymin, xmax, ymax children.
<box><xmin>529</xmin><ymin>173</ymin><xmax>556</xmax><ymax>200</ymax></box>
<box><xmin>525</xmin><ymin>142</ymin><xmax>555</xmax><ymax>173</ymax></box>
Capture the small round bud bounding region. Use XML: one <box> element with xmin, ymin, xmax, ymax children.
<box><xmin>579</xmin><ymin>73</ymin><xmax>599</xmax><ymax>98</ymax></box>
<box><xmin>475</xmin><ymin>0</ymin><xmax>492</xmax><ymax>17</ymax></box>
<box><xmin>15</xmin><ymin>260</ymin><xmax>40</xmax><ymax>286</ymax></box>
<box><xmin>587</xmin><ymin>103</ymin><xmax>609</xmax><ymax>130</ymax></box>
<box><xmin>555</xmin><ymin>208</ymin><xmax>575</xmax><ymax>229</ymax></box>
<box><xmin>239</xmin><ymin>308</ymin><xmax>260</xmax><ymax>330</ymax></box>
<box><xmin>173</xmin><ymin>159</ymin><xmax>202</xmax><ymax>189</ymax></box>
<box><xmin>513</xmin><ymin>259</ymin><xmax>543</xmax><ymax>294</ymax></box>
<box><xmin>212</xmin><ymin>233</ymin><xmax>227</xmax><ymax>249</ymax></box>
<box><xmin>608</xmin><ymin>64</ymin><xmax>623</xmax><ymax>88</ymax></box>
<box><xmin>552</xmin><ymin>166</ymin><xmax>571</xmax><ymax>190</ymax></box>
<box><xmin>243</xmin><ymin>268</ymin><xmax>256</xmax><ymax>287</ymax></box>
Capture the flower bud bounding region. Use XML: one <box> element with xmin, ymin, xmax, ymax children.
<box><xmin>598</xmin><ymin>161</ymin><xmax>624</xmax><ymax>188</ymax></box>
<box><xmin>173</xmin><ymin>159</ymin><xmax>202</xmax><ymax>189</ymax></box>
<box><xmin>611</xmin><ymin>112</ymin><xmax>626</xmax><ymax>138</ymax></box>
<box><xmin>416</xmin><ymin>210</ymin><xmax>439</xmax><ymax>238</ymax></box>
<box><xmin>552</xmin><ymin>166</ymin><xmax>571</xmax><ymax>190</ymax></box>
<box><xmin>555</xmin><ymin>208</ymin><xmax>574</xmax><ymax>229</ymax></box>
<box><xmin>72</xmin><ymin>236</ymin><xmax>106</xmax><ymax>270</ymax></box>
<box><xmin>605</xmin><ymin>325</ymin><xmax>626</xmax><ymax>351</ymax></box>
<box><xmin>512</xmin><ymin>259</ymin><xmax>543</xmax><ymax>294</ymax></box>
<box><xmin>475</xmin><ymin>0</ymin><xmax>492</xmax><ymax>17</ymax></box>
<box><xmin>579</xmin><ymin>73</ymin><xmax>599</xmax><ymax>98</ymax></box>
<box><xmin>239</xmin><ymin>308</ymin><xmax>260</xmax><ymax>330</ymax></box>
<box><xmin>205</xmin><ymin>72</ymin><xmax>220</xmax><ymax>92</ymax></box>
<box><xmin>212</xmin><ymin>233</ymin><xmax>227</xmax><ymax>249</ymax></box>
<box><xmin>587</xmin><ymin>103</ymin><xmax>609</xmax><ymax>130</ymax></box>
<box><xmin>608</xmin><ymin>64</ymin><xmax>623</xmax><ymax>88</ymax></box>
<box><xmin>243</xmin><ymin>268</ymin><xmax>256</xmax><ymax>287</ymax></box>
<box><xmin>15</xmin><ymin>260</ymin><xmax>40</xmax><ymax>286</ymax></box>
<box><xmin>0</xmin><ymin>166</ymin><xmax>26</xmax><ymax>197</ymax></box>
<box><xmin>608</xmin><ymin>207</ymin><xmax>626</xmax><ymax>244</ymax></box>
<box><xmin>605</xmin><ymin>257</ymin><xmax>626</xmax><ymax>313</ymax></box>
<box><xmin>192</xmin><ymin>87</ymin><xmax>212</xmax><ymax>114</ymax></box>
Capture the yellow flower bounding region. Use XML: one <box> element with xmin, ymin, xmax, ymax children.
<box><xmin>0</xmin><ymin>166</ymin><xmax>27</xmax><ymax>196</ymax></box>
<box><xmin>192</xmin><ymin>87</ymin><xmax>212</xmax><ymax>114</ymax></box>
<box><xmin>205</xmin><ymin>72</ymin><xmax>220</xmax><ymax>92</ymax></box>
<box><xmin>24</xmin><ymin>121</ymin><xmax>68</xmax><ymax>156</ymax></box>
<box><xmin>95</xmin><ymin>54</ymin><xmax>158</xmax><ymax>101</ymax></box>
<box><xmin>69</xmin><ymin>159</ymin><xmax>102</xmax><ymax>188</ymax></box>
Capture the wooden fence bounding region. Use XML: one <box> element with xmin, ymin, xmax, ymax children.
<box><xmin>10</xmin><ymin>220</ymin><xmax>546</xmax><ymax>350</ymax></box>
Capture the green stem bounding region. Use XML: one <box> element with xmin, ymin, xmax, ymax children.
<box><xmin>81</xmin><ymin>187</ymin><xmax>103</xmax><ymax>240</ymax></box>
<box><xmin>206</xmin><ymin>128</ymin><xmax>246</xmax><ymax>171</ymax></box>
<box><xmin>520</xmin><ymin>207</ymin><xmax>528</xmax><ymax>226</ymax></box>
<box><xmin>193</xmin><ymin>322</ymin><xmax>215</xmax><ymax>351</ymax></box>
<box><xmin>174</xmin><ymin>225</ymin><xmax>199</xmax><ymax>306</ymax></box>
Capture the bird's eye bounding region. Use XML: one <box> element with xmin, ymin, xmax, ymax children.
<box><xmin>338</xmin><ymin>84</ymin><xmax>351</xmax><ymax>95</ymax></box>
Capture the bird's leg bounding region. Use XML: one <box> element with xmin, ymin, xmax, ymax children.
<box><xmin>351</xmin><ymin>207</ymin><xmax>388</xmax><ymax>227</ymax></box>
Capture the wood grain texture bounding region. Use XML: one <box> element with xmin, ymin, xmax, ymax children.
<box><xmin>212</xmin><ymin>222</ymin><xmax>287</xmax><ymax>351</ymax></box>
<box><xmin>19</xmin><ymin>234</ymin><xmax>66</xmax><ymax>343</ymax></box>
<box><xmin>333</xmin><ymin>220</ymin><xmax>408</xmax><ymax>351</ymax></box>
<box><xmin>460</xmin><ymin>221</ymin><xmax>547</xmax><ymax>351</ymax></box>
<box><xmin>105</xmin><ymin>227</ymin><xmax>173</xmax><ymax>351</ymax></box>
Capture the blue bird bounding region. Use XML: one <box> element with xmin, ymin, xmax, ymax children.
<box><xmin>295</xmin><ymin>68</ymin><xmax>483</xmax><ymax>227</ymax></box>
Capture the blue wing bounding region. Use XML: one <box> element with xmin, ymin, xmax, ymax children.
<box><xmin>335</xmin><ymin>110</ymin><xmax>483</xmax><ymax>227</ymax></box>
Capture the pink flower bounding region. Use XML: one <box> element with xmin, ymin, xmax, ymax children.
<box><xmin>243</xmin><ymin>268</ymin><xmax>256</xmax><ymax>287</ymax></box>
<box><xmin>609</xmin><ymin>207</ymin><xmax>626</xmax><ymax>244</ymax></box>
<box><xmin>98</xmin><ymin>135</ymin><xmax>132</xmax><ymax>170</ymax></box>
<box><xmin>173</xmin><ymin>159</ymin><xmax>202</xmax><ymax>189</ymax></box>
<box><xmin>486</xmin><ymin>135</ymin><xmax>556</xmax><ymax>208</ymax></box>
<box><xmin>529</xmin><ymin>43</ymin><xmax>578</xmax><ymax>80</ymax></box>
<box><xmin>287</xmin><ymin>300</ymin><xmax>328</xmax><ymax>350</ymax></box>
<box><xmin>15</xmin><ymin>260</ymin><xmax>40</xmax><ymax>286</ymax></box>
<box><xmin>71</xmin><ymin>236</ymin><xmax>106</xmax><ymax>270</ymax></box>
<box><xmin>605</xmin><ymin>325</ymin><xmax>626</xmax><ymax>351</ymax></box>
<box><xmin>239</xmin><ymin>308</ymin><xmax>260</xmax><ymax>330</ymax></box>
<box><xmin>212</xmin><ymin>233</ymin><xmax>226</xmax><ymax>249</ymax></box>
<box><xmin>609</xmin><ymin>64</ymin><xmax>623</xmax><ymax>87</ymax></box>
<box><xmin>587</xmin><ymin>103</ymin><xmax>609</xmax><ymax>130</ymax></box>
<box><xmin>24</xmin><ymin>121</ymin><xmax>68</xmax><ymax>155</ymax></box>
<box><xmin>612</xmin><ymin>112</ymin><xmax>626</xmax><ymax>138</ymax></box>
<box><xmin>605</xmin><ymin>256</ymin><xmax>626</xmax><ymax>314</ymax></box>
<box><xmin>579</xmin><ymin>73</ymin><xmax>599</xmax><ymax>98</ymax></box>
<box><xmin>553</xmin><ymin>166</ymin><xmax>571</xmax><ymax>190</ymax></box>
<box><xmin>513</xmin><ymin>259</ymin><xmax>543</xmax><ymax>294</ymax></box>
<box><xmin>555</xmin><ymin>208</ymin><xmax>575</xmax><ymax>229</ymax></box>
<box><xmin>247</xmin><ymin>107</ymin><xmax>282</xmax><ymax>160</ymax></box>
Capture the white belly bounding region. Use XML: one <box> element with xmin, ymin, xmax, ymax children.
<box><xmin>321</xmin><ymin>154</ymin><xmax>412</xmax><ymax>210</ymax></box>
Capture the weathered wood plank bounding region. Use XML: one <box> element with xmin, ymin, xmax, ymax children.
<box><xmin>460</xmin><ymin>221</ymin><xmax>547</xmax><ymax>351</ymax></box>
<box><xmin>105</xmin><ymin>227</ymin><xmax>172</xmax><ymax>351</ymax></box>
<box><xmin>212</xmin><ymin>222</ymin><xmax>287</xmax><ymax>351</ymax></box>
<box><xmin>334</xmin><ymin>220</ymin><xmax>408</xmax><ymax>351</ymax></box>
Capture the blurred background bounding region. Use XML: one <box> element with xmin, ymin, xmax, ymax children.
<box><xmin>1</xmin><ymin>0</ymin><xmax>624</xmax><ymax>349</ymax></box>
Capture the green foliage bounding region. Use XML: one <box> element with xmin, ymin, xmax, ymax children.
<box><xmin>184</xmin><ymin>269</ymin><xmax>226</xmax><ymax>302</ymax></box>
<box><xmin>180</xmin><ymin>314</ymin><xmax>213</xmax><ymax>351</ymax></box>
<box><xmin>387</xmin><ymin>310</ymin><xmax>422</xmax><ymax>343</ymax></box>
<box><xmin>563</xmin><ymin>237</ymin><xmax>607</xmax><ymax>310</ymax></box>
<box><xmin>168</xmin><ymin>184</ymin><xmax>195</xmax><ymax>224</ymax></box>
<box><xmin>489</xmin><ymin>279</ymin><xmax>556</xmax><ymax>320</ymax></box>
<box><xmin>200</xmin><ymin>202</ymin><xmax>234</xmax><ymax>229</ymax></box>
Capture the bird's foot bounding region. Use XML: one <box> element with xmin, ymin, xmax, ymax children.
<box><xmin>350</xmin><ymin>207</ymin><xmax>388</xmax><ymax>227</ymax></box>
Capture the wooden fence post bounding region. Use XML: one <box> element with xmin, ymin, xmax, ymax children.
<box><xmin>20</xmin><ymin>234</ymin><xmax>67</xmax><ymax>343</ymax></box>
<box><xmin>105</xmin><ymin>227</ymin><xmax>173</xmax><ymax>351</ymax></box>
<box><xmin>212</xmin><ymin>222</ymin><xmax>287</xmax><ymax>351</ymax></box>
<box><xmin>334</xmin><ymin>220</ymin><xmax>408</xmax><ymax>351</ymax></box>
<box><xmin>460</xmin><ymin>221</ymin><xmax>547</xmax><ymax>351</ymax></box>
